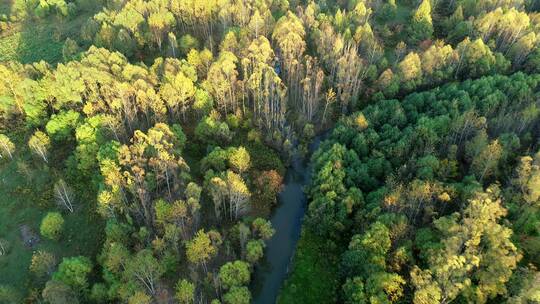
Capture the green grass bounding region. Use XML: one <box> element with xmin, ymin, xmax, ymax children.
<box><xmin>0</xmin><ymin>9</ymin><xmax>93</xmax><ymax>64</ymax></box>
<box><xmin>0</xmin><ymin>1</ymin><xmax>10</xmax><ymax>15</ymax></box>
<box><xmin>0</xmin><ymin>132</ymin><xmax>104</xmax><ymax>298</ymax></box>
<box><xmin>0</xmin><ymin>158</ymin><xmax>47</xmax><ymax>294</ymax></box>
<box><xmin>278</xmin><ymin>229</ymin><xmax>340</xmax><ymax>304</ymax></box>
<box><xmin>0</xmin><ymin>20</ymin><xmax>66</xmax><ymax>64</ymax></box>
<box><xmin>0</xmin><ymin>0</ymin><xmax>26</xmax><ymax>19</ymax></box>
<box><xmin>0</xmin><ymin>27</ymin><xmax>64</xmax><ymax>63</ymax></box>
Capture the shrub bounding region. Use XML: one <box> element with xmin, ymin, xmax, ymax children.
<box><xmin>40</xmin><ymin>212</ymin><xmax>64</xmax><ymax>240</ymax></box>
<box><xmin>53</xmin><ymin>256</ymin><xmax>93</xmax><ymax>290</ymax></box>
<box><xmin>30</xmin><ymin>251</ymin><xmax>57</xmax><ymax>277</ymax></box>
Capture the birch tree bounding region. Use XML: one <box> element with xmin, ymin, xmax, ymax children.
<box><xmin>226</xmin><ymin>170</ymin><xmax>251</xmax><ymax>220</ymax></box>
<box><xmin>272</xmin><ymin>11</ymin><xmax>306</xmax><ymax>105</ymax></box>
<box><xmin>148</xmin><ymin>8</ymin><xmax>176</xmax><ymax>51</ymax></box>
<box><xmin>0</xmin><ymin>239</ymin><xmax>9</xmax><ymax>256</ymax></box>
<box><xmin>125</xmin><ymin>249</ymin><xmax>164</xmax><ymax>295</ymax></box>
<box><xmin>186</xmin><ymin>229</ymin><xmax>220</xmax><ymax>273</ymax></box>
<box><xmin>242</xmin><ymin>36</ymin><xmax>288</xmax><ymax>134</ymax></box>
<box><xmin>300</xmin><ymin>56</ymin><xmax>324</xmax><ymax>121</ymax></box>
<box><xmin>206</xmin><ymin>51</ymin><xmax>239</xmax><ymax>114</ymax></box>
<box><xmin>54</xmin><ymin>179</ymin><xmax>76</xmax><ymax>213</ymax></box>
<box><xmin>0</xmin><ymin>134</ymin><xmax>15</xmax><ymax>160</ymax></box>
<box><xmin>335</xmin><ymin>43</ymin><xmax>364</xmax><ymax>113</ymax></box>
<box><xmin>28</xmin><ymin>131</ymin><xmax>50</xmax><ymax>163</ymax></box>
<box><xmin>119</xmin><ymin>123</ymin><xmax>189</xmax><ymax>228</ymax></box>
<box><xmin>411</xmin><ymin>187</ymin><xmax>521</xmax><ymax>304</ymax></box>
<box><xmin>159</xmin><ymin>71</ymin><xmax>196</xmax><ymax>120</ymax></box>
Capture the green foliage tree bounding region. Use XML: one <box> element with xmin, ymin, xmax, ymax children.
<box><xmin>223</xmin><ymin>286</ymin><xmax>251</xmax><ymax>304</ymax></box>
<box><xmin>40</xmin><ymin>212</ymin><xmax>64</xmax><ymax>240</ymax></box>
<box><xmin>225</xmin><ymin>171</ymin><xmax>251</xmax><ymax>220</ymax></box>
<box><xmin>29</xmin><ymin>130</ymin><xmax>51</xmax><ymax>163</ymax></box>
<box><xmin>398</xmin><ymin>52</ymin><xmax>423</xmax><ymax>90</ymax></box>
<box><xmin>377</xmin><ymin>0</ymin><xmax>397</xmax><ymax>22</ymax></box>
<box><xmin>159</xmin><ymin>71</ymin><xmax>196</xmax><ymax>119</ymax></box>
<box><xmin>246</xmin><ymin>240</ymin><xmax>265</xmax><ymax>264</ymax></box>
<box><xmin>252</xmin><ymin>218</ymin><xmax>275</xmax><ymax>240</ymax></box>
<box><xmin>219</xmin><ymin>260</ymin><xmax>251</xmax><ymax>289</ymax></box>
<box><xmin>63</xmin><ymin>38</ymin><xmax>81</xmax><ymax>62</ymax></box>
<box><xmin>342</xmin><ymin>277</ymin><xmax>366</xmax><ymax>304</ymax></box>
<box><xmin>4</xmin><ymin>1</ymin><xmax>540</xmax><ymax>302</ymax></box>
<box><xmin>42</xmin><ymin>280</ymin><xmax>79</xmax><ymax>304</ymax></box>
<box><xmin>45</xmin><ymin>110</ymin><xmax>81</xmax><ymax>141</ymax></box>
<box><xmin>30</xmin><ymin>251</ymin><xmax>57</xmax><ymax>278</ymax></box>
<box><xmin>515</xmin><ymin>151</ymin><xmax>540</xmax><ymax>206</ymax></box>
<box><xmin>193</xmin><ymin>88</ymin><xmax>214</xmax><ymax>116</ymax></box>
<box><xmin>411</xmin><ymin>187</ymin><xmax>521</xmax><ymax>303</ymax></box>
<box><xmin>455</xmin><ymin>38</ymin><xmax>501</xmax><ymax>78</ymax></box>
<box><xmin>175</xmin><ymin>279</ymin><xmax>195</xmax><ymax>304</ymax></box>
<box><xmin>205</xmin><ymin>51</ymin><xmax>239</xmax><ymax>114</ymax></box>
<box><xmin>195</xmin><ymin>113</ymin><xmax>232</xmax><ymax>145</ymax></box>
<box><xmin>148</xmin><ymin>9</ymin><xmax>176</xmax><ymax>50</ymax></box>
<box><xmin>228</xmin><ymin>147</ymin><xmax>251</xmax><ymax>174</ymax></box>
<box><xmin>407</xmin><ymin>0</ymin><xmax>433</xmax><ymax>43</ymax></box>
<box><xmin>128</xmin><ymin>291</ymin><xmax>152</xmax><ymax>304</ymax></box>
<box><xmin>186</xmin><ymin>230</ymin><xmax>220</xmax><ymax>272</ymax></box>
<box><xmin>53</xmin><ymin>256</ymin><xmax>93</xmax><ymax>292</ymax></box>
<box><xmin>0</xmin><ymin>285</ymin><xmax>21</xmax><ymax>303</ymax></box>
<box><xmin>179</xmin><ymin>34</ymin><xmax>200</xmax><ymax>55</ymax></box>
<box><xmin>124</xmin><ymin>249</ymin><xmax>165</xmax><ymax>296</ymax></box>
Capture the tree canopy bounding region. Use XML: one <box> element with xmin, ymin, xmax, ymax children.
<box><xmin>2</xmin><ymin>0</ymin><xmax>540</xmax><ymax>303</ymax></box>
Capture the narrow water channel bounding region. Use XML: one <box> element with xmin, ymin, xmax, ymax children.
<box><xmin>251</xmin><ymin>134</ymin><xmax>326</xmax><ymax>304</ymax></box>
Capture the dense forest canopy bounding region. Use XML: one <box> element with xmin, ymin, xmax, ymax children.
<box><xmin>0</xmin><ymin>0</ymin><xmax>539</xmax><ymax>303</ymax></box>
<box><xmin>304</xmin><ymin>73</ymin><xmax>540</xmax><ymax>303</ymax></box>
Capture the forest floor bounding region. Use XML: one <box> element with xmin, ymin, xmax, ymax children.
<box><xmin>0</xmin><ymin>129</ymin><xmax>103</xmax><ymax>295</ymax></box>
<box><xmin>0</xmin><ymin>0</ymin><xmax>21</xmax><ymax>16</ymax></box>
<box><xmin>0</xmin><ymin>4</ymin><xmax>105</xmax><ymax>295</ymax></box>
<box><xmin>0</xmin><ymin>1</ymin><xmax>93</xmax><ymax>64</ymax></box>
<box><xmin>0</xmin><ymin>21</ymin><xmax>65</xmax><ymax>63</ymax></box>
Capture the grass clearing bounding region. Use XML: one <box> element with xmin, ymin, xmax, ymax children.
<box><xmin>277</xmin><ymin>229</ymin><xmax>340</xmax><ymax>304</ymax></box>
<box><xmin>0</xmin><ymin>2</ymin><xmax>10</xmax><ymax>15</ymax></box>
<box><xmin>0</xmin><ymin>132</ymin><xmax>104</xmax><ymax>297</ymax></box>
<box><xmin>0</xmin><ymin>25</ymin><xmax>64</xmax><ymax>63</ymax></box>
<box><xmin>0</xmin><ymin>10</ymin><xmax>93</xmax><ymax>64</ymax></box>
<box><xmin>0</xmin><ymin>0</ymin><xmax>26</xmax><ymax>18</ymax></box>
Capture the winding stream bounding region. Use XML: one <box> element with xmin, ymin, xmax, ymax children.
<box><xmin>251</xmin><ymin>134</ymin><xmax>326</xmax><ymax>304</ymax></box>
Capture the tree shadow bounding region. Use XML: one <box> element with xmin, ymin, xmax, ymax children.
<box><xmin>15</xmin><ymin>18</ymin><xmax>65</xmax><ymax>64</ymax></box>
<box><xmin>0</xmin><ymin>1</ymin><xmax>11</xmax><ymax>16</ymax></box>
<box><xmin>11</xmin><ymin>2</ymin><xmax>104</xmax><ymax>64</ymax></box>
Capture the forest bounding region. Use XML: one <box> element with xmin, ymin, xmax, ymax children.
<box><xmin>0</xmin><ymin>0</ymin><xmax>539</xmax><ymax>303</ymax></box>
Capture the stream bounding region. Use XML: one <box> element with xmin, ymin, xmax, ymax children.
<box><xmin>251</xmin><ymin>134</ymin><xmax>326</xmax><ymax>304</ymax></box>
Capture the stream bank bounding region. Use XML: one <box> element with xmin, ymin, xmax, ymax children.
<box><xmin>251</xmin><ymin>134</ymin><xmax>326</xmax><ymax>304</ymax></box>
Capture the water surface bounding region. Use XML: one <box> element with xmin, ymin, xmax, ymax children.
<box><xmin>251</xmin><ymin>135</ymin><xmax>326</xmax><ymax>304</ymax></box>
